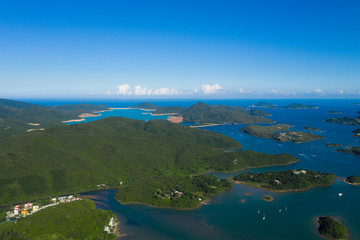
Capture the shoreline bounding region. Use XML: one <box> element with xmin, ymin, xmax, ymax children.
<box><xmin>189</xmin><ymin>124</ymin><xmax>220</xmax><ymax>128</ymax></box>
<box><xmin>343</xmin><ymin>179</ymin><xmax>360</xmax><ymax>185</ymax></box>
<box><xmin>62</xmin><ymin>118</ymin><xmax>86</xmax><ymax>123</ymax></box>
<box><xmin>232</xmin><ymin>179</ymin><xmax>336</xmax><ymax>193</ymax></box>
<box><xmin>114</xmin><ymin>198</ymin><xmax>211</xmax><ymax>211</ymax></box>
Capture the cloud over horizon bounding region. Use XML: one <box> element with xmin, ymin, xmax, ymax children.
<box><xmin>201</xmin><ymin>84</ymin><xmax>222</xmax><ymax>94</ymax></box>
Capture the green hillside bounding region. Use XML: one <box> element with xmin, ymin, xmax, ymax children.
<box><xmin>317</xmin><ymin>217</ymin><xmax>348</xmax><ymax>240</ymax></box>
<box><xmin>152</xmin><ymin>106</ymin><xmax>187</xmax><ymax>114</ymax></box>
<box><xmin>0</xmin><ymin>99</ymin><xmax>109</xmax><ymax>139</ymax></box>
<box><xmin>0</xmin><ymin>117</ymin><xmax>297</xmax><ymax>209</ymax></box>
<box><xmin>131</xmin><ymin>102</ymin><xmax>159</xmax><ymax>110</ymax></box>
<box><xmin>233</xmin><ymin>169</ymin><xmax>336</xmax><ymax>191</ymax></box>
<box><xmin>0</xmin><ymin>199</ymin><xmax>117</xmax><ymax>240</ymax></box>
<box><xmin>0</xmin><ymin>99</ymin><xmax>41</xmax><ymax>109</ymax></box>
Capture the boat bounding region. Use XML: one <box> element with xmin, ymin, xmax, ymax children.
<box><xmin>257</xmin><ymin>209</ymin><xmax>260</xmax><ymax>213</ymax></box>
<box><xmin>262</xmin><ymin>212</ymin><xmax>265</xmax><ymax>220</ymax></box>
<box><xmin>338</xmin><ymin>193</ymin><xmax>343</xmax><ymax>197</ymax></box>
<box><xmin>285</xmin><ymin>205</ymin><xmax>287</xmax><ymax>211</ymax></box>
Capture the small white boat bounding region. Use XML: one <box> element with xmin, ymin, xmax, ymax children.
<box><xmin>285</xmin><ymin>205</ymin><xmax>287</xmax><ymax>211</ymax></box>
<box><xmin>257</xmin><ymin>209</ymin><xmax>260</xmax><ymax>213</ymax></box>
<box><xmin>279</xmin><ymin>209</ymin><xmax>282</xmax><ymax>212</ymax></box>
<box><xmin>262</xmin><ymin>213</ymin><xmax>266</xmax><ymax>220</ymax></box>
<box><xmin>338</xmin><ymin>193</ymin><xmax>343</xmax><ymax>197</ymax></box>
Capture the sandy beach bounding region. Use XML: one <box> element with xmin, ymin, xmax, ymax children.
<box><xmin>78</xmin><ymin>113</ymin><xmax>101</xmax><ymax>118</ymax></box>
<box><xmin>62</xmin><ymin>118</ymin><xmax>86</xmax><ymax>123</ymax></box>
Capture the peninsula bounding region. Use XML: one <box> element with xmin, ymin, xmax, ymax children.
<box><xmin>240</xmin><ymin>124</ymin><xmax>324</xmax><ymax>143</ymax></box>
<box><xmin>233</xmin><ymin>169</ymin><xmax>336</xmax><ymax>191</ymax></box>
<box><xmin>0</xmin><ymin>98</ymin><xmax>110</xmax><ymax>140</ymax></box>
<box><xmin>0</xmin><ymin>117</ymin><xmax>298</xmax><ymax>209</ymax></box>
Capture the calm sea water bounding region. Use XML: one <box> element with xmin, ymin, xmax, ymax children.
<box><xmin>24</xmin><ymin>99</ymin><xmax>360</xmax><ymax>239</ymax></box>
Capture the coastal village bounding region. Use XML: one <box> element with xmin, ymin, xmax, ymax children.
<box><xmin>4</xmin><ymin>195</ymin><xmax>81</xmax><ymax>221</ymax></box>
<box><xmin>2</xmin><ymin>195</ymin><xmax>118</xmax><ymax>236</ymax></box>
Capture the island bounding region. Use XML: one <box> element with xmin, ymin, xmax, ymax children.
<box><xmin>250</xmin><ymin>102</ymin><xmax>317</xmax><ymax>109</ymax></box>
<box><xmin>283</xmin><ymin>103</ymin><xmax>317</xmax><ymax>109</ymax></box>
<box><xmin>0</xmin><ymin>199</ymin><xmax>119</xmax><ymax>239</ymax></box>
<box><xmin>337</xmin><ymin>146</ymin><xmax>360</xmax><ymax>157</ymax></box>
<box><xmin>353</xmin><ymin>129</ymin><xmax>360</xmax><ymax>137</ymax></box>
<box><xmin>328</xmin><ymin>111</ymin><xmax>342</xmax><ymax>114</ymax></box>
<box><xmin>317</xmin><ymin>217</ymin><xmax>348</xmax><ymax>240</ymax></box>
<box><xmin>325</xmin><ymin>116</ymin><xmax>360</xmax><ymax>126</ymax></box>
<box><xmin>304</xmin><ymin>126</ymin><xmax>320</xmax><ymax>131</ymax></box>
<box><xmin>240</xmin><ymin>124</ymin><xmax>324</xmax><ymax>143</ymax></box>
<box><xmin>132</xmin><ymin>102</ymin><xmax>274</xmax><ymax>125</ymax></box>
<box><xmin>0</xmin><ymin>117</ymin><xmax>298</xmax><ymax>209</ymax></box>
<box><xmin>263</xmin><ymin>195</ymin><xmax>274</xmax><ymax>202</ymax></box>
<box><xmin>326</xmin><ymin>143</ymin><xmax>342</xmax><ymax>148</ymax></box>
<box><xmin>251</xmin><ymin>101</ymin><xmax>277</xmax><ymax>108</ymax></box>
<box><xmin>232</xmin><ymin>169</ymin><xmax>336</xmax><ymax>191</ymax></box>
<box><xmin>344</xmin><ymin>175</ymin><xmax>360</xmax><ymax>185</ymax></box>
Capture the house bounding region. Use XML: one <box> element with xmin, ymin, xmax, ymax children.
<box><xmin>33</xmin><ymin>205</ymin><xmax>39</xmax><ymax>212</ymax></box>
<box><xmin>51</xmin><ymin>198</ymin><xmax>57</xmax><ymax>203</ymax></box>
<box><xmin>21</xmin><ymin>210</ymin><xmax>28</xmax><ymax>215</ymax></box>
<box><xmin>24</xmin><ymin>203</ymin><xmax>32</xmax><ymax>210</ymax></box>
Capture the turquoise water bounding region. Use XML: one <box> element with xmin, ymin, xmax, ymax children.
<box><xmin>65</xmin><ymin>108</ymin><xmax>170</xmax><ymax>125</ymax></box>
<box><xmin>24</xmin><ymin>99</ymin><xmax>360</xmax><ymax>239</ymax></box>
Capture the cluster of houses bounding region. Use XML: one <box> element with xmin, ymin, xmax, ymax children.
<box><xmin>104</xmin><ymin>217</ymin><xmax>118</xmax><ymax>234</ymax></box>
<box><xmin>5</xmin><ymin>195</ymin><xmax>81</xmax><ymax>220</ymax></box>
<box><xmin>293</xmin><ymin>170</ymin><xmax>307</xmax><ymax>175</ymax></box>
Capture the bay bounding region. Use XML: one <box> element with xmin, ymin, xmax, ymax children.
<box><xmin>24</xmin><ymin>98</ymin><xmax>360</xmax><ymax>239</ymax></box>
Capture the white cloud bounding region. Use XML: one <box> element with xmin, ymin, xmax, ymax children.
<box><xmin>239</xmin><ymin>88</ymin><xmax>245</xmax><ymax>93</ymax></box>
<box><xmin>113</xmin><ymin>84</ymin><xmax>181</xmax><ymax>96</ymax></box>
<box><xmin>134</xmin><ymin>85</ymin><xmax>149</xmax><ymax>95</ymax></box>
<box><xmin>271</xmin><ymin>89</ymin><xmax>278</xmax><ymax>94</ymax></box>
<box><xmin>201</xmin><ymin>84</ymin><xmax>222</xmax><ymax>94</ymax></box>
<box><xmin>313</xmin><ymin>89</ymin><xmax>322</xmax><ymax>93</ymax></box>
<box><xmin>153</xmin><ymin>88</ymin><xmax>170</xmax><ymax>95</ymax></box>
<box><xmin>193</xmin><ymin>88</ymin><xmax>199</xmax><ymax>94</ymax></box>
<box><xmin>116</xmin><ymin>84</ymin><xmax>132</xmax><ymax>95</ymax></box>
<box><xmin>337</xmin><ymin>89</ymin><xmax>344</xmax><ymax>95</ymax></box>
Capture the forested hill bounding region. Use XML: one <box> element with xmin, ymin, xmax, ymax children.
<box><xmin>135</xmin><ymin>102</ymin><xmax>273</xmax><ymax>124</ymax></box>
<box><xmin>131</xmin><ymin>102</ymin><xmax>159</xmax><ymax>110</ymax></box>
<box><xmin>0</xmin><ymin>117</ymin><xmax>297</xmax><ymax>208</ymax></box>
<box><xmin>0</xmin><ymin>99</ymin><xmax>109</xmax><ymax>140</ymax></box>
<box><xmin>180</xmin><ymin>102</ymin><xmax>273</xmax><ymax>124</ymax></box>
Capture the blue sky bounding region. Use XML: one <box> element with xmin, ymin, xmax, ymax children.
<box><xmin>0</xmin><ymin>0</ymin><xmax>359</xmax><ymax>98</ymax></box>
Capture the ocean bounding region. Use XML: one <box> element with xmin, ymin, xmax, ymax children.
<box><xmin>23</xmin><ymin>98</ymin><xmax>360</xmax><ymax>239</ymax></box>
